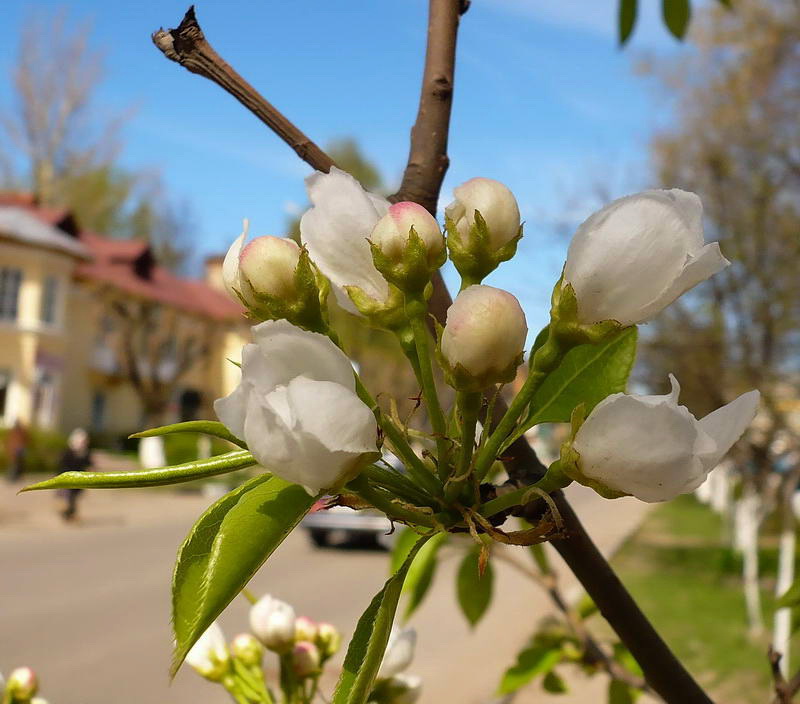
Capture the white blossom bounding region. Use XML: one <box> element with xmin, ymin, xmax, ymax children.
<box><xmin>249</xmin><ymin>594</ymin><xmax>296</xmax><ymax>652</ymax></box>
<box><xmin>378</xmin><ymin>627</ymin><xmax>416</xmax><ymax>680</ymax></box>
<box><xmin>300</xmin><ymin>167</ymin><xmax>390</xmax><ymax>312</ymax></box>
<box><xmin>563</xmin><ymin>189</ymin><xmax>729</xmax><ymax>326</ymax></box>
<box><xmin>573</xmin><ymin>375</ymin><xmax>759</xmax><ymax>502</ymax></box>
<box><xmin>185</xmin><ymin>622</ymin><xmax>230</xmax><ymax>679</ymax></box>
<box><xmin>389</xmin><ymin>674</ymin><xmax>422</xmax><ymax>704</ymax></box>
<box><xmin>445</xmin><ymin>177</ymin><xmax>520</xmax><ymax>250</ymax></box>
<box><xmin>214</xmin><ymin>319</ymin><xmax>378</xmax><ymax>494</ymax></box>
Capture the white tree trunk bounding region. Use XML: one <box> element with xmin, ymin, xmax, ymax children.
<box><xmin>773</xmin><ymin>471</ymin><xmax>800</xmax><ymax>676</ymax></box>
<box><xmin>735</xmin><ymin>489</ymin><xmax>764</xmax><ymax>637</ymax></box>
<box><xmin>138</xmin><ymin>435</ymin><xmax>166</xmax><ymax>469</ymax></box>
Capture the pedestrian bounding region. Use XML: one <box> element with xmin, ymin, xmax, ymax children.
<box><xmin>57</xmin><ymin>428</ymin><xmax>92</xmax><ymax>522</ymax></box>
<box><xmin>5</xmin><ymin>419</ymin><xmax>29</xmax><ymax>483</ymax></box>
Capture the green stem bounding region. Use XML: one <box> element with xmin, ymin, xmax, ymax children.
<box><xmin>473</xmin><ymin>333</ymin><xmax>565</xmax><ymax>482</ymax></box>
<box><xmin>479</xmin><ymin>465</ymin><xmax>571</xmax><ymax>518</ymax></box>
<box><xmin>348</xmin><ymin>475</ymin><xmax>436</xmax><ymax>527</ymax></box>
<box><xmin>444</xmin><ymin>391</ymin><xmax>482</xmax><ymax>503</ymax></box>
<box><xmin>408</xmin><ymin>309</ymin><xmax>450</xmax><ymax>481</ymax></box>
<box><xmin>222</xmin><ymin>674</ymin><xmax>255</xmax><ymax>704</ymax></box>
<box><xmin>241</xmin><ymin>587</ymin><xmax>258</xmax><ymax>605</ymax></box>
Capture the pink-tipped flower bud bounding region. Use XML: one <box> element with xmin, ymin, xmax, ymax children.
<box><xmin>315</xmin><ymin>622</ymin><xmax>342</xmax><ymax>659</ymax></box>
<box><xmin>249</xmin><ymin>594</ymin><xmax>296</xmax><ymax>653</ymax></box>
<box><xmin>294</xmin><ymin>616</ymin><xmax>318</xmax><ymax>644</ymax></box>
<box><xmin>440</xmin><ymin>285</ymin><xmax>527</xmax><ymax>390</ymax></box>
<box><xmin>7</xmin><ymin>667</ymin><xmax>38</xmax><ymax>700</ymax></box>
<box><xmin>292</xmin><ymin>642</ymin><xmax>321</xmax><ymax>678</ymax></box>
<box><xmin>371</xmin><ymin>202</ymin><xmax>444</xmax><ymax>266</ymax></box>
<box><xmin>446</xmin><ymin>178</ymin><xmax>520</xmax><ymax>250</ymax></box>
<box><xmin>231</xmin><ymin>633</ymin><xmax>264</xmax><ymax>666</ymax></box>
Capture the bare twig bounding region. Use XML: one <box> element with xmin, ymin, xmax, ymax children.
<box><xmin>770</xmin><ymin>648</ymin><xmax>800</xmax><ymax>704</ymax></box>
<box><xmin>151</xmin><ymin>6</ymin><xmax>713</xmax><ymax>703</ymax></box>
<box><xmin>151</xmin><ymin>6</ymin><xmax>334</xmax><ymax>174</ymax></box>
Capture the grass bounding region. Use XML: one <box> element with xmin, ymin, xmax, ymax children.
<box><xmin>603</xmin><ymin>495</ymin><xmax>798</xmax><ymax>704</ymax></box>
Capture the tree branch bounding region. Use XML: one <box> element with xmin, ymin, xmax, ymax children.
<box><xmin>151</xmin><ymin>7</ymin><xmax>713</xmax><ymax>702</ymax></box>
<box><xmin>151</xmin><ymin>6</ymin><xmax>334</xmax><ymax>174</ymax></box>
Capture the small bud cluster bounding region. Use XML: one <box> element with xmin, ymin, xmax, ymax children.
<box><xmin>1</xmin><ymin>667</ymin><xmax>49</xmax><ymax>704</ymax></box>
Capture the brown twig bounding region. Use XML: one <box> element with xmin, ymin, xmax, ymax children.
<box><xmin>492</xmin><ymin>548</ymin><xmax>649</xmax><ymax>693</ymax></box>
<box><xmin>151</xmin><ymin>6</ymin><xmax>334</xmax><ymax>174</ymax></box>
<box><xmin>770</xmin><ymin>647</ymin><xmax>800</xmax><ymax>704</ymax></box>
<box><xmin>151</xmin><ymin>6</ymin><xmax>713</xmax><ymax>703</ymax></box>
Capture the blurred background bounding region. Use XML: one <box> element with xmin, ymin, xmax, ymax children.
<box><xmin>0</xmin><ymin>1</ymin><xmax>798</xmax><ymax>703</ymax></box>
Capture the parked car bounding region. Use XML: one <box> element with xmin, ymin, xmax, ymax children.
<box><xmin>302</xmin><ymin>500</ymin><xmax>395</xmax><ymax>549</ymax></box>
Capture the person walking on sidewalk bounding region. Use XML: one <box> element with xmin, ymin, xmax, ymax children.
<box><xmin>5</xmin><ymin>420</ymin><xmax>29</xmax><ymax>483</ymax></box>
<box><xmin>57</xmin><ymin>428</ymin><xmax>92</xmax><ymax>522</ymax></box>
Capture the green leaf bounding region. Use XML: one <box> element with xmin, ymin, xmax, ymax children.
<box><xmin>618</xmin><ymin>0</ymin><xmax>638</xmax><ymax>44</ymax></box>
<box><xmin>608</xmin><ymin>678</ymin><xmax>637</xmax><ymax>704</ymax></box>
<box><xmin>504</xmin><ymin>327</ymin><xmax>637</xmax><ymax>451</ymax></box>
<box><xmin>777</xmin><ymin>579</ymin><xmax>800</xmax><ymax>609</ymax></box>
<box><xmin>543</xmin><ymin>669</ymin><xmax>568</xmax><ymax>694</ymax></box>
<box><xmin>498</xmin><ymin>643</ymin><xmax>563</xmax><ymax>695</ymax></box>
<box><xmin>131</xmin><ymin>420</ymin><xmax>246</xmax><ymax>448</ymax></box>
<box><xmin>390</xmin><ymin>527</ymin><xmax>421</xmax><ymax>575</ymax></box>
<box><xmin>402</xmin><ymin>533</ymin><xmax>448</xmax><ymax>620</ymax></box>
<box><xmin>22</xmin><ymin>450</ymin><xmax>256</xmax><ymax>492</ymax></box>
<box><xmin>456</xmin><ymin>547</ymin><xmax>494</xmax><ymax>627</ymax></box>
<box><xmin>332</xmin><ymin>536</ymin><xmax>429</xmax><ymax>704</ymax></box>
<box><xmin>662</xmin><ymin>0</ymin><xmax>691</xmax><ymax>39</ymax></box>
<box><xmin>171</xmin><ymin>474</ymin><xmax>315</xmax><ymax>674</ymax></box>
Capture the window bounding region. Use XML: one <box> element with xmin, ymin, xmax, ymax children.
<box><xmin>39</xmin><ymin>275</ymin><xmax>59</xmax><ymax>325</ymax></box>
<box><xmin>0</xmin><ymin>268</ymin><xmax>22</xmax><ymax>321</ymax></box>
<box><xmin>91</xmin><ymin>391</ymin><xmax>106</xmax><ymax>430</ymax></box>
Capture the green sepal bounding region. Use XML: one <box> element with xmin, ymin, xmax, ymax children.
<box><xmin>548</xmin><ymin>279</ymin><xmax>623</xmax><ymax>347</ymax></box>
<box><xmin>369</xmin><ymin>225</ymin><xmax>446</xmax><ymax>295</ymax></box>
<box><xmin>238</xmin><ymin>247</ymin><xmax>328</xmax><ymax>333</ymax></box>
<box><xmin>21</xmin><ymin>450</ymin><xmax>257</xmax><ymax>491</ymax></box>
<box><xmin>131</xmin><ymin>420</ymin><xmax>246</xmax><ymax>448</ymax></box>
<box><xmin>445</xmin><ymin>211</ymin><xmax>523</xmax><ymax>285</ymax></box>
<box><xmin>345</xmin><ymin>282</ymin><xmax>407</xmax><ymax>331</ymax></box>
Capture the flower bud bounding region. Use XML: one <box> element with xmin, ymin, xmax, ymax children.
<box><xmin>185</xmin><ymin>622</ymin><xmax>231</xmax><ymax>681</ymax></box>
<box><xmin>371</xmin><ymin>202</ymin><xmax>444</xmax><ymax>266</ymax></box>
<box><xmin>7</xmin><ymin>667</ymin><xmax>38</xmax><ymax>700</ymax></box>
<box><xmin>571</xmin><ymin>375</ymin><xmax>759</xmax><ymax>502</ymax></box>
<box><xmin>249</xmin><ymin>594</ymin><xmax>296</xmax><ymax>653</ymax></box>
<box><xmin>238</xmin><ymin>236</ymin><xmax>302</xmax><ymax>302</ymax></box>
<box><xmin>292</xmin><ymin>642</ymin><xmax>321</xmax><ymax>678</ymax></box>
<box><xmin>315</xmin><ymin>622</ymin><xmax>342</xmax><ymax>659</ymax></box>
<box><xmin>386</xmin><ymin>674</ymin><xmax>422</xmax><ymax>704</ymax></box>
<box><xmin>446</xmin><ymin>178</ymin><xmax>520</xmax><ymax>250</ymax></box>
<box><xmin>31</xmin><ymin>699</ymin><xmax>49</xmax><ymax>704</ymax></box>
<box><xmin>562</xmin><ymin>189</ymin><xmax>728</xmax><ymax>327</ymax></box>
<box><xmin>439</xmin><ymin>285</ymin><xmax>527</xmax><ymax>391</ymax></box>
<box><xmin>294</xmin><ymin>616</ymin><xmax>318</xmax><ymax>644</ymax></box>
<box><xmin>231</xmin><ymin>633</ymin><xmax>264</xmax><ymax>666</ymax></box>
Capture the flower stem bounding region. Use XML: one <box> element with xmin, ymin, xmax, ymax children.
<box><xmin>407</xmin><ymin>306</ymin><xmax>450</xmax><ymax>481</ymax></box>
<box><xmin>479</xmin><ymin>464</ymin><xmax>571</xmax><ymax>518</ymax></box>
<box><xmin>348</xmin><ymin>474</ymin><xmax>437</xmax><ymax>528</ymax></box>
<box><xmin>473</xmin><ymin>333</ymin><xmax>564</xmax><ymax>482</ymax></box>
<box><xmin>445</xmin><ymin>391</ymin><xmax>482</xmax><ymax>503</ymax></box>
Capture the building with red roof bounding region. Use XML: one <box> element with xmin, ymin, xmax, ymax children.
<box><xmin>0</xmin><ymin>192</ymin><xmax>247</xmax><ymax>437</ymax></box>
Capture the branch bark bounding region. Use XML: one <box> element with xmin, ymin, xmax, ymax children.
<box><xmin>151</xmin><ymin>6</ymin><xmax>713</xmax><ymax>703</ymax></box>
<box><xmin>151</xmin><ymin>6</ymin><xmax>334</xmax><ymax>174</ymax></box>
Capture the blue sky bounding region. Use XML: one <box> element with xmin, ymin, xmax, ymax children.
<box><xmin>0</xmin><ymin>0</ymin><xmax>688</xmax><ymax>331</ymax></box>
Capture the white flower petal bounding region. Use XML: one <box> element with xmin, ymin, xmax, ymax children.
<box><xmin>251</xmin><ymin>319</ymin><xmax>356</xmax><ymax>391</ymax></box>
<box><xmin>222</xmin><ymin>223</ymin><xmax>248</xmax><ymax>300</ymax></box>
<box><xmin>379</xmin><ymin>627</ymin><xmax>416</xmax><ymax>679</ymax></box>
<box><xmin>186</xmin><ymin>622</ymin><xmax>227</xmax><ymax>672</ymax></box>
<box><xmin>698</xmin><ymin>390</ymin><xmax>760</xmax><ymax>469</ymax></box>
<box><xmin>300</xmin><ymin>167</ymin><xmax>389</xmax><ymax>309</ymax></box>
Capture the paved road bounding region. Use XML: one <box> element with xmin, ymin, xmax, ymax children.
<box><xmin>0</xmin><ymin>482</ymin><xmax>651</xmax><ymax>704</ymax></box>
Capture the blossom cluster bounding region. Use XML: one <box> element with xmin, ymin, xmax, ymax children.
<box><xmin>0</xmin><ymin>667</ymin><xmax>49</xmax><ymax>704</ymax></box>
<box><xmin>216</xmin><ymin>168</ymin><xmax>757</xmax><ymax>504</ymax></box>
<box><xmin>186</xmin><ymin>593</ymin><xmax>420</xmax><ymax>704</ymax></box>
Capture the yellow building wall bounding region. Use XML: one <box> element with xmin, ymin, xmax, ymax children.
<box><xmin>0</xmin><ymin>240</ymin><xmax>73</xmax><ymax>428</ymax></box>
